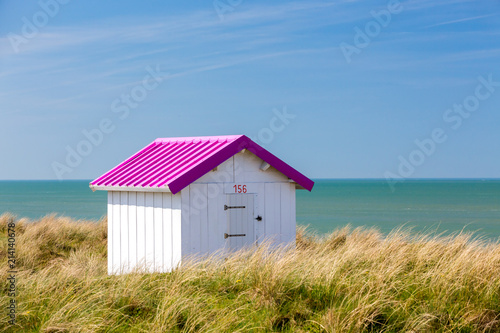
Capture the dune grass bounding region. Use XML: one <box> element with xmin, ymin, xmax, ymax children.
<box><xmin>1</xmin><ymin>213</ymin><xmax>500</xmax><ymax>332</ymax></box>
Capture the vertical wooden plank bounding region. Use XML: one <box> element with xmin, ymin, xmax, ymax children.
<box><xmin>227</xmin><ymin>194</ymin><xmax>235</xmax><ymax>251</ymax></box>
<box><xmin>207</xmin><ymin>184</ymin><xmax>220</xmax><ymax>254</ymax></box>
<box><xmin>120</xmin><ymin>192</ymin><xmax>129</xmax><ymax>272</ymax></box>
<box><xmin>136</xmin><ymin>192</ymin><xmax>146</xmax><ymax>271</ymax></box>
<box><xmin>246</xmin><ymin>195</ymin><xmax>255</xmax><ymax>247</ymax></box>
<box><xmin>264</xmin><ymin>184</ymin><xmax>275</xmax><ymax>243</ymax></box>
<box><xmin>253</xmin><ymin>193</ymin><xmax>258</xmax><ymax>245</ymax></box>
<box><xmin>189</xmin><ymin>184</ymin><xmax>204</xmax><ymax>255</ymax></box>
<box><xmin>273</xmin><ymin>183</ymin><xmax>282</xmax><ymax>245</ymax></box>
<box><xmin>228</xmin><ymin>156</ymin><xmax>235</xmax><ymax>183</ymax></box>
<box><xmin>200</xmin><ymin>185</ymin><xmax>209</xmax><ymax>255</ymax></box>
<box><xmin>128</xmin><ymin>192</ymin><xmax>137</xmax><ymax>269</ymax></box>
<box><xmin>218</xmin><ymin>193</ymin><xmax>227</xmax><ymax>253</ymax></box>
<box><xmin>255</xmin><ymin>183</ymin><xmax>265</xmax><ymax>246</ymax></box>
<box><xmin>172</xmin><ymin>192</ymin><xmax>182</xmax><ymax>268</ymax></box>
<box><xmin>107</xmin><ymin>192</ymin><xmax>113</xmax><ymax>275</ymax></box>
<box><xmin>180</xmin><ymin>186</ymin><xmax>190</xmax><ymax>257</ymax></box>
<box><xmin>224</xmin><ymin>194</ymin><xmax>229</xmax><ymax>252</ymax></box>
<box><xmin>231</xmin><ymin>195</ymin><xmax>238</xmax><ymax>250</ymax></box>
<box><xmin>290</xmin><ymin>184</ymin><xmax>297</xmax><ymax>246</ymax></box>
<box><xmin>154</xmin><ymin>192</ymin><xmax>163</xmax><ymax>272</ymax></box>
<box><xmin>233</xmin><ymin>154</ymin><xmax>242</xmax><ymax>183</ymax></box>
<box><xmin>217</xmin><ymin>190</ymin><xmax>226</xmax><ymax>252</ymax></box>
<box><xmin>145</xmin><ymin>192</ymin><xmax>155</xmax><ymax>272</ymax></box>
<box><xmin>112</xmin><ymin>192</ymin><xmax>121</xmax><ymax>274</ymax></box>
<box><xmin>163</xmin><ymin>192</ymin><xmax>172</xmax><ymax>272</ymax></box>
<box><xmin>280</xmin><ymin>183</ymin><xmax>292</xmax><ymax>244</ymax></box>
<box><xmin>229</xmin><ymin>195</ymin><xmax>236</xmax><ymax>250</ymax></box>
<box><xmin>238</xmin><ymin>195</ymin><xmax>244</xmax><ymax>249</ymax></box>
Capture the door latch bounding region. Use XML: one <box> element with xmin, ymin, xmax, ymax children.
<box><xmin>255</xmin><ymin>215</ymin><xmax>262</xmax><ymax>221</ymax></box>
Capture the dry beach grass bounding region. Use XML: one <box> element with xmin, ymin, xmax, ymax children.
<box><xmin>1</xmin><ymin>213</ymin><xmax>500</xmax><ymax>332</ymax></box>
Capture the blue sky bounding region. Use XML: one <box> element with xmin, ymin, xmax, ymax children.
<box><xmin>0</xmin><ymin>0</ymin><xmax>499</xmax><ymax>180</ymax></box>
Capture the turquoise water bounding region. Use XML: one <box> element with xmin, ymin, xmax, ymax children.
<box><xmin>297</xmin><ymin>179</ymin><xmax>500</xmax><ymax>239</ymax></box>
<box><xmin>1</xmin><ymin>179</ymin><xmax>499</xmax><ymax>239</ymax></box>
<box><xmin>0</xmin><ymin>181</ymin><xmax>107</xmax><ymax>221</ymax></box>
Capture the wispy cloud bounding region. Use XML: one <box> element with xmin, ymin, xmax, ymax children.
<box><xmin>13</xmin><ymin>47</ymin><xmax>331</xmax><ymax>110</ymax></box>
<box><xmin>0</xmin><ymin>2</ymin><xmax>340</xmax><ymax>56</ymax></box>
<box><xmin>403</xmin><ymin>0</ymin><xmax>476</xmax><ymax>12</ymax></box>
<box><xmin>0</xmin><ymin>1</ymin><xmax>346</xmax><ymax>92</ymax></box>
<box><xmin>423</xmin><ymin>13</ymin><xmax>498</xmax><ymax>29</ymax></box>
<box><xmin>1</xmin><ymin>0</ymin><xmax>498</xmax><ymax>112</ymax></box>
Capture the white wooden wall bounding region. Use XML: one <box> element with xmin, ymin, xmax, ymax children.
<box><xmin>107</xmin><ymin>191</ymin><xmax>181</xmax><ymax>274</ymax></box>
<box><xmin>107</xmin><ymin>150</ymin><xmax>298</xmax><ymax>275</ymax></box>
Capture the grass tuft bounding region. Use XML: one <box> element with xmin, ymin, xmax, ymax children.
<box><xmin>1</xmin><ymin>214</ymin><xmax>500</xmax><ymax>332</ymax></box>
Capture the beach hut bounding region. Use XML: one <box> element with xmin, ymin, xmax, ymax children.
<box><xmin>90</xmin><ymin>135</ymin><xmax>314</xmax><ymax>274</ymax></box>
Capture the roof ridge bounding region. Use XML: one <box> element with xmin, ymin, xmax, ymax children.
<box><xmin>154</xmin><ymin>135</ymin><xmax>244</xmax><ymax>144</ymax></box>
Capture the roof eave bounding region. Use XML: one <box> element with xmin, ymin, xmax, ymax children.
<box><xmin>89</xmin><ymin>184</ymin><xmax>171</xmax><ymax>193</ymax></box>
<box><xmin>242</xmin><ymin>136</ymin><xmax>314</xmax><ymax>191</ymax></box>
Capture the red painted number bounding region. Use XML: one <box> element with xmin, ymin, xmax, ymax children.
<box><xmin>233</xmin><ymin>185</ymin><xmax>247</xmax><ymax>193</ymax></box>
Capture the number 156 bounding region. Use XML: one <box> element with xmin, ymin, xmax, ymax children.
<box><xmin>233</xmin><ymin>185</ymin><xmax>247</xmax><ymax>193</ymax></box>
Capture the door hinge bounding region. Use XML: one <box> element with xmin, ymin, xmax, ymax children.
<box><xmin>224</xmin><ymin>205</ymin><xmax>246</xmax><ymax>210</ymax></box>
<box><xmin>224</xmin><ymin>233</ymin><xmax>246</xmax><ymax>239</ymax></box>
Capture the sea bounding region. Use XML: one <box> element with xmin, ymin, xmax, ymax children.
<box><xmin>1</xmin><ymin>179</ymin><xmax>499</xmax><ymax>240</ymax></box>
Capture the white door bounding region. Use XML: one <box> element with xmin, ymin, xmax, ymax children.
<box><xmin>225</xmin><ymin>194</ymin><xmax>255</xmax><ymax>252</ymax></box>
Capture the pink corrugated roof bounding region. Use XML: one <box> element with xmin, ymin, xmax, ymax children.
<box><xmin>90</xmin><ymin>135</ymin><xmax>314</xmax><ymax>194</ymax></box>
